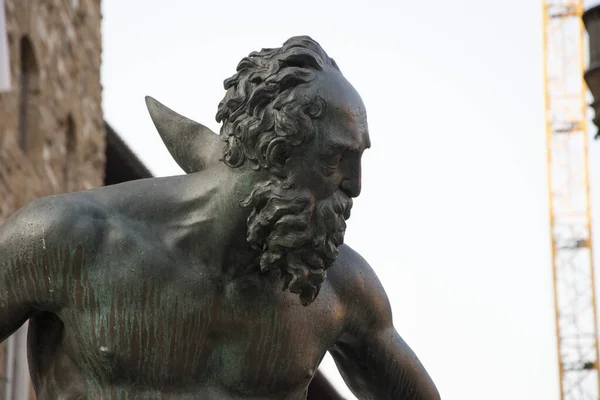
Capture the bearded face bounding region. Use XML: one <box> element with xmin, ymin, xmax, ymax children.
<box><xmin>211</xmin><ymin>36</ymin><xmax>370</xmax><ymax>305</ymax></box>
<box><xmin>236</xmin><ymin>69</ymin><xmax>369</xmax><ymax>306</ymax></box>
<box><xmin>241</xmin><ymin>176</ymin><xmax>353</xmax><ymax>306</ymax></box>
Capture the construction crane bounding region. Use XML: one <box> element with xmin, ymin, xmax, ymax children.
<box><xmin>542</xmin><ymin>1</ymin><xmax>600</xmax><ymax>399</ymax></box>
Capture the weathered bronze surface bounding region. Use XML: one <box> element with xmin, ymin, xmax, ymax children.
<box><xmin>0</xmin><ymin>36</ymin><xmax>440</xmax><ymax>399</ymax></box>
<box><xmin>584</xmin><ymin>5</ymin><xmax>600</xmax><ymax>137</ymax></box>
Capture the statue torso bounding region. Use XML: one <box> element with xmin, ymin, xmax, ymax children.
<box><xmin>26</xmin><ymin>180</ymin><xmax>347</xmax><ymax>399</ymax></box>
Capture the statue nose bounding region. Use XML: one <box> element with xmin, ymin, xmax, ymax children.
<box><xmin>341</xmin><ymin>179</ymin><xmax>361</xmax><ymax>198</ymax></box>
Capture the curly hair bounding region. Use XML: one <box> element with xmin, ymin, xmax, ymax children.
<box><xmin>215</xmin><ymin>36</ymin><xmax>340</xmax><ymax>169</ymax></box>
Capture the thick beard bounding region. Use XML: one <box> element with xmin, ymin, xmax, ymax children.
<box><xmin>240</xmin><ymin>178</ymin><xmax>353</xmax><ymax>306</ymax></box>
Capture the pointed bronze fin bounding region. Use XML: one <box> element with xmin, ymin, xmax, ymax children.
<box><xmin>145</xmin><ymin>95</ymin><xmax>224</xmax><ymax>173</ymax></box>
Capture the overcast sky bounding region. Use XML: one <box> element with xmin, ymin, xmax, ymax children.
<box><xmin>101</xmin><ymin>1</ymin><xmax>600</xmax><ymax>399</ymax></box>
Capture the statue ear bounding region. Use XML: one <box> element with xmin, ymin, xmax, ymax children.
<box><xmin>265</xmin><ymin>137</ymin><xmax>290</xmax><ymax>178</ymax></box>
<box><xmin>145</xmin><ymin>96</ymin><xmax>224</xmax><ymax>173</ymax></box>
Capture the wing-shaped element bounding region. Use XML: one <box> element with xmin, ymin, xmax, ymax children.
<box><xmin>145</xmin><ymin>95</ymin><xmax>224</xmax><ymax>173</ymax></box>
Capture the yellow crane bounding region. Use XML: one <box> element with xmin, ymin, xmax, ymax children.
<box><xmin>542</xmin><ymin>1</ymin><xmax>600</xmax><ymax>398</ymax></box>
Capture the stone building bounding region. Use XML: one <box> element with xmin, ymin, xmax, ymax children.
<box><xmin>0</xmin><ymin>0</ymin><xmax>104</xmax><ymax>398</ymax></box>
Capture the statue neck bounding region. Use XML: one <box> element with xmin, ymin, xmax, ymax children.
<box><xmin>170</xmin><ymin>163</ymin><xmax>267</xmax><ymax>278</ymax></box>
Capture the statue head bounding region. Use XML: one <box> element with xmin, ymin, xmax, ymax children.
<box><xmin>216</xmin><ymin>36</ymin><xmax>371</xmax><ymax>306</ymax></box>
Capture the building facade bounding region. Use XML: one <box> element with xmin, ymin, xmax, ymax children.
<box><xmin>0</xmin><ymin>0</ymin><xmax>104</xmax><ymax>398</ymax></box>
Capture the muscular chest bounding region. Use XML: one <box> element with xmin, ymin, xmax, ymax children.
<box><xmin>58</xmin><ymin>253</ymin><xmax>344</xmax><ymax>392</ymax></box>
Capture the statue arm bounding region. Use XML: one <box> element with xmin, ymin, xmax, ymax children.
<box><xmin>0</xmin><ymin>198</ymin><xmax>68</xmax><ymax>342</ymax></box>
<box><xmin>330</xmin><ymin>248</ymin><xmax>440</xmax><ymax>400</ymax></box>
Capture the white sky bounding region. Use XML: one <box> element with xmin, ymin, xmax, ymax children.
<box><xmin>100</xmin><ymin>1</ymin><xmax>600</xmax><ymax>399</ymax></box>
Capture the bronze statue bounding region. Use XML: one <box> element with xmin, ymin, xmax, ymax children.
<box><xmin>0</xmin><ymin>36</ymin><xmax>440</xmax><ymax>399</ymax></box>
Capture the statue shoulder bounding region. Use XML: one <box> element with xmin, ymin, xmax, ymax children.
<box><xmin>0</xmin><ymin>192</ymin><xmax>112</xmax><ymax>311</ymax></box>
<box><xmin>328</xmin><ymin>244</ymin><xmax>382</xmax><ymax>292</ymax></box>
<box><xmin>4</xmin><ymin>192</ymin><xmax>110</xmax><ymax>253</ymax></box>
<box><xmin>328</xmin><ymin>244</ymin><xmax>393</xmax><ymax>330</ymax></box>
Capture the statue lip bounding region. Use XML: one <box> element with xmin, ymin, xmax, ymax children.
<box><xmin>145</xmin><ymin>95</ymin><xmax>225</xmax><ymax>174</ymax></box>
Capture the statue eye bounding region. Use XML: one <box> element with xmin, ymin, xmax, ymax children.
<box><xmin>321</xmin><ymin>154</ymin><xmax>342</xmax><ymax>167</ymax></box>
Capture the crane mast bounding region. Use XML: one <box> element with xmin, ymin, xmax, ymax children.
<box><xmin>542</xmin><ymin>1</ymin><xmax>600</xmax><ymax>399</ymax></box>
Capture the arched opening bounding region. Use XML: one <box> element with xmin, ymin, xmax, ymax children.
<box><xmin>18</xmin><ymin>36</ymin><xmax>39</xmax><ymax>153</ymax></box>
<box><xmin>64</xmin><ymin>115</ymin><xmax>77</xmax><ymax>190</ymax></box>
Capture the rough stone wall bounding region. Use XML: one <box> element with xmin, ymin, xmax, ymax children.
<box><xmin>0</xmin><ymin>0</ymin><xmax>105</xmax><ymax>212</ymax></box>
<box><xmin>0</xmin><ymin>0</ymin><xmax>104</xmax><ymax>398</ymax></box>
